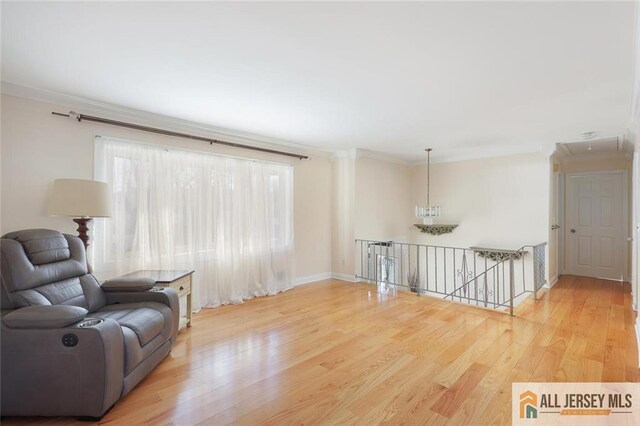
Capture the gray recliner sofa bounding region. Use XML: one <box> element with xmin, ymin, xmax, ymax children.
<box><xmin>0</xmin><ymin>229</ymin><xmax>179</xmax><ymax>418</ymax></box>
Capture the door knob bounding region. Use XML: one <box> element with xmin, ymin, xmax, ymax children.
<box><xmin>570</xmin><ymin>229</ymin><xmax>576</xmax><ymax>233</ymax></box>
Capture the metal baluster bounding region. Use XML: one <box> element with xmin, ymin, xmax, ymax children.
<box><xmin>484</xmin><ymin>256</ymin><xmax>488</xmax><ymax>307</ymax></box>
<box><xmin>416</xmin><ymin>245</ymin><xmax>420</xmax><ymax>295</ymax></box>
<box><xmin>435</xmin><ymin>247</ymin><xmax>438</xmax><ymax>294</ymax></box>
<box><xmin>407</xmin><ymin>243</ymin><xmax>411</xmax><ymax>293</ymax></box>
<box><xmin>473</xmin><ymin>250</ymin><xmax>478</xmax><ymax>306</ymax></box>
<box><xmin>443</xmin><ymin>248</ymin><xmax>447</xmax><ymax>295</ymax></box>
<box><xmin>522</xmin><ymin>250</ymin><xmax>526</xmax><ymax>295</ymax></box>
<box><xmin>360</xmin><ymin>240</ymin><xmax>363</xmax><ymax>281</ymax></box>
<box><xmin>502</xmin><ymin>261</ymin><xmax>506</xmax><ymax>307</ymax></box>
<box><xmin>392</xmin><ymin>242</ymin><xmax>396</xmax><ymax>287</ymax></box>
<box><xmin>494</xmin><ymin>264</ymin><xmax>499</xmax><ymax>309</ymax></box>
<box><xmin>453</xmin><ymin>248</ymin><xmax>458</xmax><ymax>302</ymax></box>
<box><xmin>400</xmin><ymin>243</ymin><xmax>403</xmax><ymax>289</ymax></box>
<box><xmin>425</xmin><ymin>245</ymin><xmax>429</xmax><ymax>294</ymax></box>
<box><xmin>509</xmin><ymin>255</ymin><xmax>515</xmax><ymax>316</ymax></box>
<box><xmin>373</xmin><ymin>242</ymin><xmax>377</xmax><ymax>284</ymax></box>
<box><xmin>358</xmin><ymin>240</ymin><xmax>362</xmax><ymax>281</ymax></box>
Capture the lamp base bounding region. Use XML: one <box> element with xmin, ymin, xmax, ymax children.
<box><xmin>72</xmin><ymin>217</ymin><xmax>93</xmax><ymax>250</ymax></box>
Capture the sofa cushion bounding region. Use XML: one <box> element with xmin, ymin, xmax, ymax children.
<box><xmin>3</xmin><ymin>229</ymin><xmax>70</xmax><ymax>266</ymax></box>
<box><xmin>0</xmin><ymin>231</ymin><xmax>89</xmax><ymax>298</ymax></box>
<box><xmin>93</xmin><ymin>302</ymin><xmax>173</xmax><ymax>375</ymax></box>
<box><xmin>9</xmin><ymin>274</ymin><xmax>106</xmax><ymax>311</ymax></box>
<box><xmin>13</xmin><ymin>277</ymin><xmax>85</xmax><ymax>308</ymax></box>
<box><xmin>93</xmin><ymin>306</ymin><xmax>163</xmax><ymax>347</ymax></box>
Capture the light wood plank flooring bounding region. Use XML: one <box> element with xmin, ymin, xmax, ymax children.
<box><xmin>4</xmin><ymin>275</ymin><xmax>639</xmax><ymax>425</ymax></box>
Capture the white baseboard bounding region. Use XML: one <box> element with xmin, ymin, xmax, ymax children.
<box><xmin>292</xmin><ymin>272</ymin><xmax>361</xmax><ymax>286</ymax></box>
<box><xmin>331</xmin><ymin>272</ymin><xmax>360</xmax><ymax>283</ymax></box>
<box><xmin>545</xmin><ymin>275</ymin><xmax>559</xmax><ymax>288</ymax></box>
<box><xmin>293</xmin><ymin>272</ymin><xmax>332</xmax><ymax>286</ymax></box>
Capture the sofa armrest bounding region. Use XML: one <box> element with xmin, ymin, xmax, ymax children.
<box><xmin>1</xmin><ymin>317</ymin><xmax>124</xmax><ymax>417</ymax></box>
<box><xmin>2</xmin><ymin>305</ymin><xmax>87</xmax><ymax>329</ymax></box>
<box><xmin>104</xmin><ymin>286</ymin><xmax>178</xmax><ymax>308</ymax></box>
<box><xmin>101</xmin><ymin>277</ymin><xmax>155</xmax><ymax>292</ymax></box>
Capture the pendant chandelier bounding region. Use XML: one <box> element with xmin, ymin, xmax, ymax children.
<box><xmin>415</xmin><ymin>148</ymin><xmax>440</xmax><ymax>225</ymax></box>
<box><xmin>413</xmin><ymin>148</ymin><xmax>458</xmax><ymax>235</ymax></box>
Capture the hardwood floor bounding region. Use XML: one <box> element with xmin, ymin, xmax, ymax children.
<box><xmin>4</xmin><ymin>275</ymin><xmax>639</xmax><ymax>425</ymax></box>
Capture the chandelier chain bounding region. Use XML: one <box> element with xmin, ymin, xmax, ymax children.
<box><xmin>426</xmin><ymin>148</ymin><xmax>432</xmax><ymax>206</ymax></box>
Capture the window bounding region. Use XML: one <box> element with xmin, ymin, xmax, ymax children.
<box><xmin>94</xmin><ymin>137</ymin><xmax>294</xmax><ymax>308</ymax></box>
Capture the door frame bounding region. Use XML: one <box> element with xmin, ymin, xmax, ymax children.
<box><xmin>558</xmin><ymin>173</ymin><xmax>565</xmax><ymax>276</ymax></box>
<box><xmin>565</xmin><ymin>169</ymin><xmax>629</xmax><ymax>282</ymax></box>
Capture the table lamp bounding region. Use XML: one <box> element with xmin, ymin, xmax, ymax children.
<box><xmin>46</xmin><ymin>179</ymin><xmax>112</xmax><ymax>250</ymax></box>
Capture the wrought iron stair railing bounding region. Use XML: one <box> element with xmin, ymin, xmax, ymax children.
<box><xmin>354</xmin><ymin>240</ymin><xmax>547</xmax><ymax>316</ymax></box>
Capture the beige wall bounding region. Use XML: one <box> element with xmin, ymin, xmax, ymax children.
<box><xmin>337</xmin><ymin>152</ymin><xmax>552</xmax><ymax>282</ymax></box>
<box><xmin>354</xmin><ymin>156</ymin><xmax>412</xmax><ymax>241</ymax></box>
<box><xmin>409</xmin><ymin>153</ymin><xmax>550</xmax><ymax>252</ymax></box>
<box><xmin>331</xmin><ymin>156</ymin><xmax>355</xmax><ymax>276</ymax></box>
<box><xmin>12</xmin><ymin>93</ymin><xmax>623</xmax><ymax>289</ymax></box>
<box><xmin>0</xmin><ymin>94</ymin><xmax>332</xmax><ymax>282</ymax></box>
<box><xmin>330</xmin><ymin>155</ymin><xmax>414</xmax><ymax>278</ymax></box>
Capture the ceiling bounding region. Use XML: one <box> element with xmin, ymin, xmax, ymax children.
<box><xmin>1</xmin><ymin>2</ymin><xmax>636</xmax><ymax>161</ymax></box>
<box><xmin>561</xmin><ymin>137</ymin><xmax>625</xmax><ymax>156</ymax></box>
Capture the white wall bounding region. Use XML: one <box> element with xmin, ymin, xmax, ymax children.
<box><xmin>0</xmin><ymin>94</ymin><xmax>333</xmax><ymax>283</ymax></box>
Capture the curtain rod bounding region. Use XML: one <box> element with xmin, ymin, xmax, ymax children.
<box><xmin>51</xmin><ymin>111</ymin><xmax>309</xmax><ymax>160</ymax></box>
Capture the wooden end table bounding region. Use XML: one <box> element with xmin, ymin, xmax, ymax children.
<box><xmin>120</xmin><ymin>270</ymin><xmax>194</xmax><ymax>329</ymax></box>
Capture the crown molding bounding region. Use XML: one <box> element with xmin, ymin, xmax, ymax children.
<box><xmin>353</xmin><ymin>148</ymin><xmax>413</xmax><ymax>166</ymax></box>
<box><xmin>1</xmin><ymin>81</ymin><xmax>335</xmax><ymax>160</ymax></box>
<box><xmin>406</xmin><ymin>144</ymin><xmax>550</xmax><ymax>166</ymax></box>
<box><xmin>331</xmin><ymin>149</ymin><xmax>358</xmax><ymax>160</ymax></box>
<box><xmin>5</xmin><ymin>81</ymin><xmax>627</xmax><ymax>167</ymax></box>
<box><xmin>331</xmin><ymin>148</ymin><xmax>415</xmax><ymax>166</ymax></box>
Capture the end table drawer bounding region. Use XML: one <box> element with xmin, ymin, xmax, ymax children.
<box><xmin>155</xmin><ymin>275</ymin><xmax>191</xmax><ymax>297</ymax></box>
<box><xmin>170</xmin><ymin>275</ymin><xmax>191</xmax><ymax>297</ymax></box>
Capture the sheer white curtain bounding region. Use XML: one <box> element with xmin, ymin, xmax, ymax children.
<box><xmin>93</xmin><ymin>137</ymin><xmax>294</xmax><ymax>310</ymax></box>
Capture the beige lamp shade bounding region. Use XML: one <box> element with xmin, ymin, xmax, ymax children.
<box><xmin>47</xmin><ymin>179</ymin><xmax>112</xmax><ymax>218</ymax></box>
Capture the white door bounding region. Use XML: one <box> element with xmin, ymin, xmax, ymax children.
<box><xmin>566</xmin><ymin>172</ymin><xmax>625</xmax><ymax>280</ymax></box>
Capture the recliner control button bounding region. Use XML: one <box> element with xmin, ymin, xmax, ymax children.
<box><xmin>62</xmin><ymin>333</ymin><xmax>78</xmax><ymax>347</ymax></box>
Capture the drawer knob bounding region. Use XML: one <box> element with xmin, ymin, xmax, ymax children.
<box><xmin>179</xmin><ymin>286</ymin><xmax>184</xmax><ymax>291</ymax></box>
